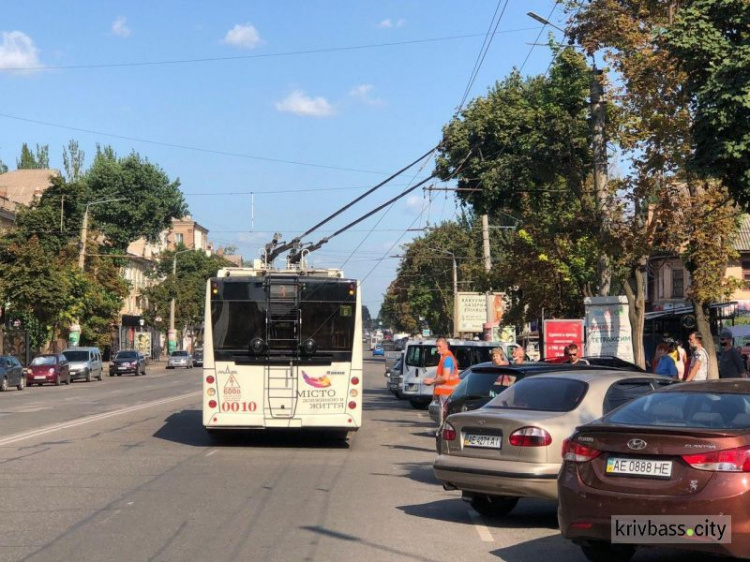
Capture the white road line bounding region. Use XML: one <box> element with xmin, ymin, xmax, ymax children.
<box><xmin>0</xmin><ymin>391</ymin><xmax>200</xmax><ymax>447</ymax></box>
<box><xmin>205</xmin><ymin>449</ymin><xmax>217</xmax><ymax>457</ymax></box>
<box><xmin>468</xmin><ymin>509</ymin><xmax>494</xmax><ymax>542</ymax></box>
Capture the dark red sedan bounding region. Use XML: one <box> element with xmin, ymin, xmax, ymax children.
<box><xmin>27</xmin><ymin>354</ymin><xmax>71</xmax><ymax>386</ymax></box>
<box><xmin>558</xmin><ymin>380</ymin><xmax>750</xmax><ymax>561</ymax></box>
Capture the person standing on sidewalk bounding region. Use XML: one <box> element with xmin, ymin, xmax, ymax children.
<box><xmin>424</xmin><ymin>337</ymin><xmax>458</xmax><ymax>424</ymax></box>
<box><xmin>685</xmin><ymin>331</ymin><xmax>709</xmax><ymax>382</ymax></box>
<box><xmin>718</xmin><ymin>329</ymin><xmax>745</xmax><ymax>379</ymax></box>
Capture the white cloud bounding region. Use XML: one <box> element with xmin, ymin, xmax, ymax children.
<box><xmin>349</xmin><ymin>84</ymin><xmax>384</xmax><ymax>106</ymax></box>
<box><xmin>222</xmin><ymin>23</ymin><xmax>262</xmax><ymax>49</ymax></box>
<box><xmin>275</xmin><ymin>90</ymin><xmax>335</xmax><ymax>118</ymax></box>
<box><xmin>405</xmin><ymin>195</ymin><xmax>424</xmax><ymax>213</ymax></box>
<box><xmin>112</xmin><ymin>16</ymin><xmax>131</xmax><ymax>38</ymax></box>
<box><xmin>377</xmin><ymin>18</ymin><xmax>405</xmax><ymax>29</ymax></box>
<box><xmin>0</xmin><ymin>31</ymin><xmax>41</xmax><ymax>73</ymax></box>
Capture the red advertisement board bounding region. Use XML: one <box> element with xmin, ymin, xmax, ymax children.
<box><xmin>543</xmin><ymin>319</ymin><xmax>584</xmax><ymax>360</ymax></box>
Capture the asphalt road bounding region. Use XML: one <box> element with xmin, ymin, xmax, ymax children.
<box><xmin>0</xmin><ymin>359</ymin><xmax>724</xmax><ymax>562</ymax></box>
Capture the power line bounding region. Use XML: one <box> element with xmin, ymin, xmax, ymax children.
<box><xmin>0</xmin><ymin>112</ymin><xmax>386</xmax><ymax>176</ymax></box>
<box><xmin>4</xmin><ymin>28</ymin><xmax>541</xmax><ymax>72</ymax></box>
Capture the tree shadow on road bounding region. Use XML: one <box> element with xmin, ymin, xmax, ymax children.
<box><xmin>153</xmin><ymin>409</ymin><xmax>350</xmax><ymax>450</ymax></box>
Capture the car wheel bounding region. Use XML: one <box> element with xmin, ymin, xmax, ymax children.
<box><xmin>54</xmin><ymin>374</ymin><xmax>61</xmax><ymax>386</ymax></box>
<box><xmin>0</xmin><ymin>377</ymin><xmax>7</xmax><ymax>392</ymax></box>
<box><xmin>17</xmin><ymin>377</ymin><xmax>25</xmax><ymax>391</ymax></box>
<box><xmin>65</xmin><ymin>374</ymin><xmax>70</xmax><ymax>385</ymax></box>
<box><xmin>97</xmin><ymin>370</ymin><xmax>102</xmax><ymax>381</ymax></box>
<box><xmin>409</xmin><ymin>399</ymin><xmax>430</xmax><ymax>410</ymax></box>
<box><xmin>580</xmin><ymin>542</ymin><xmax>635</xmax><ymax>562</ymax></box>
<box><xmin>85</xmin><ymin>370</ymin><xmax>91</xmax><ymax>383</ymax></box>
<box><xmin>469</xmin><ymin>495</ymin><xmax>519</xmax><ymax>517</ymax></box>
<box><xmin>117</xmin><ymin>373</ymin><xmax>122</xmax><ymax>376</ymax></box>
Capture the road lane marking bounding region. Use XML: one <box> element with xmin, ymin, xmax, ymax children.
<box><xmin>468</xmin><ymin>510</ymin><xmax>494</xmax><ymax>542</ymax></box>
<box><xmin>205</xmin><ymin>449</ymin><xmax>217</xmax><ymax>457</ymax></box>
<box><xmin>0</xmin><ymin>391</ymin><xmax>200</xmax><ymax>447</ymax></box>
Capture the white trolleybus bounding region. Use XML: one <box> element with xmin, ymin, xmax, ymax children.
<box><xmin>202</xmin><ymin>264</ymin><xmax>363</xmax><ymax>437</ymax></box>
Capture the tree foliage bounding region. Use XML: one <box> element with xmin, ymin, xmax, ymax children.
<box><xmin>16</xmin><ymin>143</ymin><xmax>49</xmax><ymax>169</ymax></box>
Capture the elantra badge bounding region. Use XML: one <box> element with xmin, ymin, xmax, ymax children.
<box><xmin>627</xmin><ymin>438</ymin><xmax>647</xmax><ymax>450</ymax></box>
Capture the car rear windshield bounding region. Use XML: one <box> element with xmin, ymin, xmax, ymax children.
<box><xmin>32</xmin><ymin>356</ymin><xmax>57</xmax><ymax>366</ymax></box>
<box><xmin>485</xmin><ymin>377</ymin><xmax>588</xmax><ymax>412</ymax></box>
<box><xmin>605</xmin><ymin>392</ymin><xmax>750</xmax><ymax>429</ymax></box>
<box><xmin>172</xmin><ymin>351</ymin><xmax>188</xmax><ymax>357</ymax></box>
<box><xmin>63</xmin><ymin>351</ymin><xmax>89</xmax><ymax>361</ymax></box>
<box><xmin>116</xmin><ymin>351</ymin><xmax>137</xmax><ymax>359</ymax></box>
<box><xmin>452</xmin><ymin>369</ymin><xmax>517</xmax><ymax>400</ymax></box>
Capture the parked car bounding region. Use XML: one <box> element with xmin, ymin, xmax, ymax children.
<box><xmin>167</xmin><ymin>350</ymin><xmax>193</xmax><ymax>369</ymax></box>
<box><xmin>428</xmin><ymin>362</ymin><xmax>620</xmax><ymax>424</ymax></box>
<box><xmin>193</xmin><ymin>348</ymin><xmax>204</xmax><ymax>367</ymax></box>
<box><xmin>372</xmin><ymin>344</ymin><xmax>385</xmax><ymax>357</ymax></box>
<box><xmin>109</xmin><ymin>350</ymin><xmax>147</xmax><ymax>376</ymax></box>
<box><xmin>433</xmin><ymin>370</ymin><xmax>676</xmax><ymax>517</ymax></box>
<box><xmin>0</xmin><ymin>355</ymin><xmax>26</xmax><ymax>391</ymax></box>
<box><xmin>27</xmin><ymin>354</ymin><xmax>70</xmax><ymax>386</ymax></box>
<box><xmin>559</xmin><ymin>379</ymin><xmax>750</xmax><ymax>562</ymax></box>
<box><xmin>62</xmin><ymin>347</ymin><xmax>103</xmax><ymax>382</ymax></box>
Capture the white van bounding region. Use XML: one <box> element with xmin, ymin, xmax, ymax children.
<box><xmin>62</xmin><ymin>347</ymin><xmax>103</xmax><ymax>382</ymax></box>
<box><xmin>400</xmin><ymin>339</ymin><xmax>523</xmax><ymax>408</ymax></box>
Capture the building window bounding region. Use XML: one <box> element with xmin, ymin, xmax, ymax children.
<box><xmin>742</xmin><ymin>260</ymin><xmax>750</xmax><ymax>282</ymax></box>
<box><xmin>672</xmin><ymin>268</ymin><xmax>684</xmax><ymax>298</ymax></box>
<box><xmin>175</xmin><ymin>233</ymin><xmax>184</xmax><ymax>245</ymax></box>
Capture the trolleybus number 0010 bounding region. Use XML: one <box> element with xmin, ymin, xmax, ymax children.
<box><xmin>221</xmin><ymin>401</ymin><xmax>258</xmax><ymax>413</ymax></box>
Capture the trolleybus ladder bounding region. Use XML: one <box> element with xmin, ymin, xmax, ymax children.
<box><xmin>264</xmin><ymin>277</ymin><xmax>301</xmax><ymax>419</ymax></box>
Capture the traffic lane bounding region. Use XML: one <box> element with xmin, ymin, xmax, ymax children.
<box><xmin>0</xmin><ymin>362</ymin><xmax>200</xmax><ymax>439</ymax></box>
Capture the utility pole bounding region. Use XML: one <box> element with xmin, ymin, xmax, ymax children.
<box><xmin>78</xmin><ymin>205</ymin><xmax>90</xmax><ymax>270</ymax></box>
<box><xmin>591</xmin><ymin>64</ymin><xmax>611</xmax><ymax>296</ymax></box>
<box><xmin>482</xmin><ymin>214</ymin><xmax>494</xmax><ymax>341</ymax></box>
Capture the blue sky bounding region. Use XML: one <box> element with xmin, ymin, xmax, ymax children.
<box><xmin>1</xmin><ymin>0</ymin><xmax>565</xmax><ymax>316</ymax></box>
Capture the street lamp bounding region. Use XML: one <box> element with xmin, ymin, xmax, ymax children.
<box><xmin>426</xmin><ymin>248</ymin><xmax>458</xmax><ymax>337</ymax></box>
<box><xmin>527</xmin><ymin>11</ymin><xmax>565</xmax><ymax>33</ymax></box>
<box><xmin>78</xmin><ymin>197</ymin><xmax>127</xmax><ymax>270</ymax></box>
<box><xmin>168</xmin><ymin>249</ymin><xmax>195</xmax><ymax>354</ymax></box>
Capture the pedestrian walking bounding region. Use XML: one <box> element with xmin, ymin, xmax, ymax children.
<box><xmin>685</xmin><ymin>331</ymin><xmax>709</xmax><ymax>382</ymax></box>
<box><xmin>654</xmin><ymin>343</ymin><xmax>678</xmax><ymax>378</ymax></box>
<box><xmin>718</xmin><ymin>329</ymin><xmax>745</xmax><ymax>379</ymax></box>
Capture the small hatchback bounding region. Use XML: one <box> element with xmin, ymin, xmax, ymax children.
<box><xmin>109</xmin><ymin>350</ymin><xmax>147</xmax><ymax>376</ymax></box>
<box><xmin>27</xmin><ymin>354</ymin><xmax>70</xmax><ymax>386</ymax></box>
<box><xmin>167</xmin><ymin>350</ymin><xmax>193</xmax><ymax>369</ymax></box>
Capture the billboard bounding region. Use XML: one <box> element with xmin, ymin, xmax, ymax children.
<box><xmin>543</xmin><ymin>319</ymin><xmax>584</xmax><ymax>360</ymax></box>
<box><xmin>135</xmin><ymin>331</ymin><xmax>152</xmax><ymax>358</ymax></box>
<box><xmin>454</xmin><ymin>292</ymin><xmax>508</xmax><ymax>334</ymax></box>
<box><xmin>584</xmin><ymin>296</ymin><xmax>634</xmax><ymax>362</ymax></box>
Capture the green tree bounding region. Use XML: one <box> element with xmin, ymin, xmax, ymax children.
<box><xmin>361</xmin><ymin>305</ymin><xmax>373</xmax><ymax>330</ymax></box>
<box><xmin>0</xmin><ymin>159</ymin><xmax>8</xmax><ymax>174</ymax></box>
<box><xmin>16</xmin><ymin>143</ymin><xmax>49</xmax><ymax>169</ymax></box>
<box><xmin>85</xmin><ymin>147</ymin><xmax>188</xmax><ymax>251</ymax></box>
<box><xmin>665</xmin><ymin>0</ymin><xmax>750</xmax><ymax>208</ymax></box>
<box><xmin>62</xmin><ymin>139</ymin><xmax>85</xmax><ymax>181</ymax></box>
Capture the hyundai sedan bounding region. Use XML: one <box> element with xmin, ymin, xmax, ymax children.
<box><xmin>559</xmin><ymin>379</ymin><xmax>750</xmax><ymax>561</ymax></box>
<box><xmin>167</xmin><ymin>350</ymin><xmax>193</xmax><ymax>369</ymax></box>
<box><xmin>434</xmin><ymin>371</ymin><xmax>675</xmax><ymax>517</ymax></box>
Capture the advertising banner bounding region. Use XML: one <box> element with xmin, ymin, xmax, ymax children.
<box><xmin>584</xmin><ymin>296</ymin><xmax>634</xmax><ymax>362</ymax></box>
<box><xmin>135</xmin><ymin>331</ymin><xmax>152</xmax><ymax>358</ymax></box>
<box><xmin>543</xmin><ymin>319</ymin><xmax>584</xmax><ymax>360</ymax></box>
<box><xmin>455</xmin><ymin>292</ymin><xmax>508</xmax><ymax>334</ymax></box>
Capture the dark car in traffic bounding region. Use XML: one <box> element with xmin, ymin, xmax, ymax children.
<box><xmin>544</xmin><ymin>355</ymin><xmax>647</xmax><ymax>372</ymax></box>
<box><xmin>559</xmin><ymin>379</ymin><xmax>750</xmax><ymax>561</ymax></box>
<box><xmin>27</xmin><ymin>354</ymin><xmax>70</xmax><ymax>386</ymax></box>
<box><xmin>0</xmin><ymin>355</ymin><xmax>27</xmax><ymax>391</ymax></box>
<box><xmin>193</xmin><ymin>348</ymin><xmax>204</xmax><ymax>367</ymax></box>
<box><xmin>109</xmin><ymin>350</ymin><xmax>147</xmax><ymax>376</ymax></box>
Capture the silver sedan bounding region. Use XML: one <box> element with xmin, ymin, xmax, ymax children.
<box><xmin>167</xmin><ymin>350</ymin><xmax>193</xmax><ymax>369</ymax></box>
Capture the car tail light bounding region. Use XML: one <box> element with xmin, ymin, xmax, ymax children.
<box><xmin>441</xmin><ymin>423</ymin><xmax>457</xmax><ymax>441</ymax></box>
<box><xmin>351</xmin><ymin>376</ymin><xmax>360</xmax><ymax>385</ymax></box>
<box><xmin>206</xmin><ymin>375</ymin><xmax>215</xmax><ymax>384</ymax></box>
<box><xmin>509</xmin><ymin>427</ymin><xmax>552</xmax><ymax>447</ymax></box>
<box><xmin>682</xmin><ymin>446</ymin><xmax>750</xmax><ymax>472</ymax></box>
<box><xmin>562</xmin><ymin>438</ymin><xmax>602</xmax><ymax>462</ymax></box>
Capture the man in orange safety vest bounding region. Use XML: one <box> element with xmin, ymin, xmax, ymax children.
<box><xmin>424</xmin><ymin>337</ymin><xmax>459</xmax><ymax>425</ymax></box>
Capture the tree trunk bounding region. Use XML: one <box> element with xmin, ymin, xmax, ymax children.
<box><xmin>623</xmin><ymin>265</ymin><xmax>647</xmax><ymax>369</ymax></box>
<box><xmin>693</xmin><ymin>300</ymin><xmax>719</xmax><ymax>379</ymax></box>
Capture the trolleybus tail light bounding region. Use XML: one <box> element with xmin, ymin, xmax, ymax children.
<box><xmin>211</xmin><ymin>282</ymin><xmax>219</xmax><ymax>296</ymax></box>
<box><xmin>249</xmin><ymin>337</ymin><xmax>267</xmax><ymax>355</ymax></box>
<box><xmin>351</xmin><ymin>376</ymin><xmax>360</xmax><ymax>385</ymax></box>
<box><xmin>348</xmin><ymin>401</ymin><xmax>357</xmax><ymax>410</ymax></box>
<box><xmin>206</xmin><ymin>375</ymin><xmax>215</xmax><ymax>384</ymax></box>
<box><xmin>348</xmin><ymin>284</ymin><xmax>356</xmax><ymax>296</ymax></box>
<box><xmin>208</xmin><ymin>400</ymin><xmax>217</xmax><ymax>409</ymax></box>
